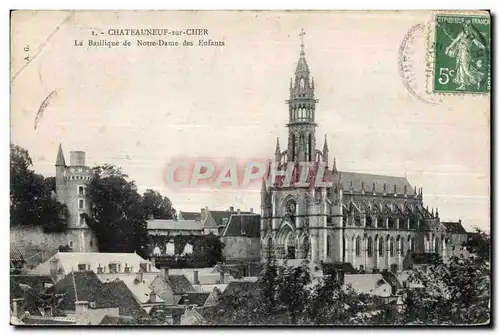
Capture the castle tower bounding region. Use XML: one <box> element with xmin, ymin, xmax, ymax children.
<box><xmin>55</xmin><ymin>145</ymin><xmax>98</xmax><ymax>253</ymax></box>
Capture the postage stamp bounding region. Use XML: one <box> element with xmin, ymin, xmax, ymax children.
<box><xmin>432</xmin><ymin>14</ymin><xmax>491</xmax><ymax>94</ymax></box>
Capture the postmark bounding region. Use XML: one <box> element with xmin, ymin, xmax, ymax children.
<box><xmin>432</xmin><ymin>14</ymin><xmax>490</xmax><ymax>94</ymax></box>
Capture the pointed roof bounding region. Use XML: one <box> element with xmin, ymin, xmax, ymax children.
<box><xmin>295</xmin><ymin>28</ymin><xmax>309</xmax><ymax>74</ymax></box>
<box><xmin>323</xmin><ymin>134</ymin><xmax>329</xmax><ymax>152</ymax></box>
<box><xmin>55</xmin><ymin>143</ymin><xmax>65</xmax><ymax>166</ymax></box>
<box><xmin>275</xmin><ymin>137</ymin><xmax>280</xmax><ymax>154</ymax></box>
<box><xmin>332</xmin><ymin>157</ymin><xmax>337</xmax><ymax>173</ymax></box>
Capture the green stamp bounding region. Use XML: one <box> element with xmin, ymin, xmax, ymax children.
<box><xmin>433</xmin><ymin>14</ymin><xmax>490</xmax><ymax>93</ymax></box>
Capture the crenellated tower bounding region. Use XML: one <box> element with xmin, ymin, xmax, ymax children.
<box><xmin>54</xmin><ymin>145</ymin><xmax>98</xmax><ymax>253</ymax></box>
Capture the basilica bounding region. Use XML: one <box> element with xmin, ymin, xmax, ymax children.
<box><xmin>260</xmin><ymin>33</ymin><xmax>455</xmax><ymax>272</ymax></box>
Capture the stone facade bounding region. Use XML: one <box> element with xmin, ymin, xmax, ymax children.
<box><xmin>55</xmin><ymin>145</ymin><xmax>98</xmax><ymax>252</ymax></box>
<box><xmin>260</xmin><ymin>36</ymin><xmax>460</xmax><ymax>273</ymax></box>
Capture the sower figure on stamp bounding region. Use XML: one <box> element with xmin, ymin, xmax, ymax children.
<box><xmin>444</xmin><ymin>21</ymin><xmax>486</xmax><ymax>90</ymax></box>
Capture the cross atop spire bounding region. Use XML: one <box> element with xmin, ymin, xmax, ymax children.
<box><xmin>299</xmin><ymin>28</ymin><xmax>306</xmax><ymax>54</ymax></box>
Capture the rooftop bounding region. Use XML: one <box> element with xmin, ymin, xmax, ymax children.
<box><xmin>147</xmin><ymin>220</ymin><xmax>203</xmax><ymax>231</ymax></box>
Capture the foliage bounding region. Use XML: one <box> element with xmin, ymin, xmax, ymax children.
<box><xmin>83</xmin><ymin>164</ymin><xmax>150</xmax><ymax>258</ymax></box>
<box><xmin>141</xmin><ymin>189</ymin><xmax>177</xmax><ymax>220</ymax></box>
<box><xmin>10</xmin><ymin>144</ymin><xmax>69</xmax><ymax>233</ymax></box>
<box><xmin>209</xmin><ymin>253</ymin><xmax>490</xmax><ymax>326</ymax></box>
<box><xmin>399</xmin><ymin>255</ymin><xmax>490</xmax><ymax>325</ymax></box>
<box><xmin>463</xmin><ymin>228</ymin><xmax>490</xmax><ymax>261</ymax></box>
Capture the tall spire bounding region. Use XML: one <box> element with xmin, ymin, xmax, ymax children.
<box><xmin>56</xmin><ymin>143</ymin><xmax>66</xmax><ymax>166</ymax></box>
<box><xmin>275</xmin><ymin>137</ymin><xmax>281</xmax><ymax>162</ymax></box>
<box><xmin>332</xmin><ymin>157</ymin><xmax>337</xmax><ymax>173</ymax></box>
<box><xmin>323</xmin><ymin>134</ymin><xmax>329</xmax><ymax>167</ymax></box>
<box><xmin>295</xmin><ymin>29</ymin><xmax>309</xmax><ymax>75</ymax></box>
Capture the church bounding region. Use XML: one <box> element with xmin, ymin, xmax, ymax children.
<box><xmin>260</xmin><ymin>32</ymin><xmax>455</xmax><ymax>272</ymax></box>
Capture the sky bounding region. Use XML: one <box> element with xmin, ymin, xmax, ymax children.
<box><xmin>10</xmin><ymin>10</ymin><xmax>490</xmax><ymax>231</ymax></box>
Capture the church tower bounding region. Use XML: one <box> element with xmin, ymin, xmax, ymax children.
<box><xmin>286</xmin><ymin>29</ymin><xmax>319</xmax><ymax>163</ymax></box>
<box><xmin>261</xmin><ymin>30</ymin><xmax>333</xmax><ymax>265</ymax></box>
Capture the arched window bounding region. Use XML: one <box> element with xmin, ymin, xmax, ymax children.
<box><xmin>400</xmin><ymin>239</ymin><xmax>405</xmax><ymax>256</ymax></box>
<box><xmin>390</xmin><ymin>238</ymin><xmax>395</xmax><ymax>257</ymax></box>
<box><xmin>355</xmin><ymin>236</ymin><xmax>361</xmax><ymax>256</ymax></box>
<box><xmin>367</xmin><ymin>237</ymin><xmax>373</xmax><ymax>257</ymax></box>
<box><xmin>291</xmin><ymin>134</ymin><xmax>296</xmax><ymax>161</ymax></box>
<box><xmin>377</xmin><ymin>216</ymin><xmax>384</xmax><ymax>228</ymax></box>
<box><xmin>327</xmin><ymin>235</ymin><xmax>332</xmax><ymax>257</ymax></box>
<box><xmin>410</xmin><ymin>238</ymin><xmax>415</xmax><ymax>253</ymax></box>
<box><xmin>378</xmin><ymin>238</ymin><xmax>384</xmax><ymax>256</ymax></box>
<box><xmin>305</xmin><ymin>133</ymin><xmax>310</xmax><ymax>162</ymax></box>
<box><xmin>308</xmin><ymin>133</ymin><xmax>312</xmax><ymax>161</ymax></box>
<box><xmin>342</xmin><ymin>238</ymin><xmax>347</xmax><ymax>262</ymax></box>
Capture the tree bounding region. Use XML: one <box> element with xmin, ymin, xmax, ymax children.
<box><xmin>199</xmin><ymin>233</ymin><xmax>225</xmax><ymax>266</ymax></box>
<box><xmin>399</xmin><ymin>255</ymin><xmax>490</xmax><ymax>325</ymax></box>
<box><xmin>463</xmin><ymin>228</ymin><xmax>490</xmax><ymax>261</ymax></box>
<box><xmin>10</xmin><ymin>144</ymin><xmax>69</xmax><ymax>233</ymax></box>
<box><xmin>141</xmin><ymin>189</ymin><xmax>177</xmax><ymax>220</ymax></box>
<box><xmin>83</xmin><ymin>164</ymin><xmax>150</xmax><ymax>258</ymax></box>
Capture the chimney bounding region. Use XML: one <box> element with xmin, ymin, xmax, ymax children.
<box><xmin>136</xmin><ymin>271</ymin><xmax>144</xmax><ymax>283</ymax></box>
<box><xmin>49</xmin><ymin>258</ymin><xmax>59</xmax><ymax>280</ymax></box>
<box><xmin>219</xmin><ymin>270</ymin><xmax>225</xmax><ymax>284</ymax></box>
<box><xmin>150</xmin><ymin>257</ymin><xmax>156</xmax><ymax>270</ymax></box>
<box><xmin>149</xmin><ymin>291</ymin><xmax>158</xmax><ymax>303</ymax></box>
<box><xmin>237</xmin><ymin>208</ymin><xmax>241</xmax><ymax>214</ymax></box>
<box><xmin>12</xmin><ymin>298</ymin><xmax>24</xmax><ymax>318</ymax></box>
<box><xmin>193</xmin><ymin>270</ymin><xmax>199</xmax><ymax>285</ymax></box>
<box><xmin>250</xmin><ymin>208</ymin><xmax>254</xmax><ymax>213</ymax></box>
<box><xmin>75</xmin><ymin>301</ymin><xmax>89</xmax><ymax>325</ymax></box>
<box><xmin>229</xmin><ymin>206</ymin><xmax>234</xmax><ymax>212</ymax></box>
<box><xmin>164</xmin><ymin>267</ymin><xmax>169</xmax><ymax>279</ymax></box>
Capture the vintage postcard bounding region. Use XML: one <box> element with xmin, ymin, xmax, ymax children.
<box><xmin>10</xmin><ymin>10</ymin><xmax>490</xmax><ymax>326</ymax></box>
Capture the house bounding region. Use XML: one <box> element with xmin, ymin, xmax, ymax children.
<box><xmin>149</xmin><ymin>268</ymin><xmax>196</xmax><ymax>305</ymax></box>
<box><xmin>149</xmin><ymin>305</ymin><xmax>185</xmax><ymax>325</ymax></box>
<box><xmin>44</xmin><ymin>271</ymin><xmax>149</xmax><ymax>325</ymax></box>
<box><xmin>178</xmin><ymin>211</ymin><xmax>202</xmax><ymax>221</ymax></box>
<box><xmin>344</xmin><ymin>274</ymin><xmax>393</xmax><ymax>298</ymax></box>
<box><xmin>201</xmin><ymin>206</ymin><xmax>255</xmax><ymax>235</ymax></box>
<box><xmin>221</xmin><ymin>214</ymin><xmax>261</xmax><ymax>263</ymax></box>
<box><xmin>31</xmin><ymin>251</ymin><xmax>160</xmax><ymax>282</ymax></box>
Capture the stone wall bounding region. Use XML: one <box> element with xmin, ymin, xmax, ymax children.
<box><xmin>221</xmin><ymin>236</ymin><xmax>260</xmax><ymax>262</ymax></box>
<box><xmin>10</xmin><ymin>226</ymin><xmax>98</xmax><ymax>255</ymax></box>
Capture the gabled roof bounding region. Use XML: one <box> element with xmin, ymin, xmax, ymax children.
<box><xmin>177</xmin><ymin>292</ymin><xmax>210</xmax><ymax>306</ymax></box>
<box><xmin>166</xmin><ymin>275</ymin><xmax>195</xmax><ymax>294</ymax></box>
<box><xmin>222</xmin><ymin>214</ymin><xmax>261</xmax><ymax>238</ymax></box>
<box><xmin>339</xmin><ymin>171</ymin><xmax>414</xmax><ymax>195</ymax></box>
<box><xmin>102</xmin><ymin>280</ymin><xmax>149</xmax><ymax>318</ymax></box>
<box><xmin>179</xmin><ymin>211</ymin><xmax>201</xmax><ymax>221</ymax></box>
<box><xmin>344</xmin><ymin>274</ymin><xmax>391</xmax><ymax>297</ymax></box>
<box><xmin>207</xmin><ymin>210</ymin><xmax>252</xmax><ymax>228</ymax></box>
<box><xmin>10</xmin><ymin>275</ymin><xmax>54</xmax><ymax>296</ymax></box>
<box><xmin>147</xmin><ymin>220</ymin><xmax>203</xmax><ymax>231</ymax></box>
<box><xmin>442</xmin><ymin>221</ymin><xmax>467</xmax><ymax>234</ymax></box>
<box><xmin>149</xmin><ymin>306</ymin><xmax>185</xmax><ymax>324</ymax></box>
<box><xmin>45</xmin><ymin>271</ymin><xmax>115</xmax><ymax>310</ymax></box>
<box><xmin>219</xmin><ymin>281</ymin><xmax>259</xmax><ymax>299</ymax></box>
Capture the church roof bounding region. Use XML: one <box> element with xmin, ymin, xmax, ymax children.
<box><xmin>339</xmin><ymin>171</ymin><xmax>414</xmax><ymax>195</ymax></box>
